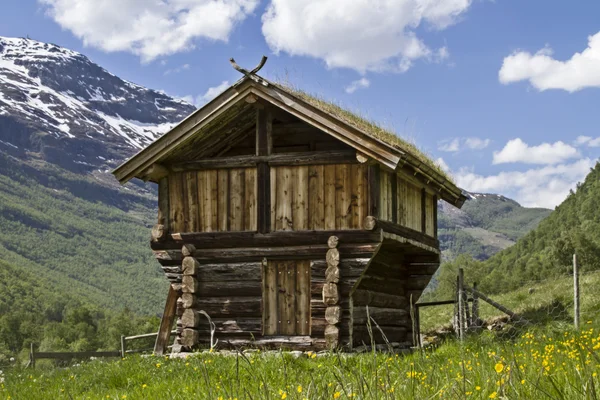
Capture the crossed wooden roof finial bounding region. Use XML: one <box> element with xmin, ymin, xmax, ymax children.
<box><xmin>230</xmin><ymin>56</ymin><xmax>269</xmax><ymax>86</ymax></box>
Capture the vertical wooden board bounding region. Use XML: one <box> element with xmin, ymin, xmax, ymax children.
<box><xmin>276</xmin><ymin>167</ymin><xmax>294</xmax><ymax>231</ymax></box>
<box><xmin>408</xmin><ymin>184</ymin><xmax>421</xmax><ymax>231</ymax></box>
<box><xmin>208</xmin><ymin>170</ymin><xmax>219</xmax><ymax>231</ymax></box>
<box><xmin>158</xmin><ymin>177</ymin><xmax>170</xmax><ymax>232</ymax></box>
<box><xmin>270</xmin><ymin>167</ymin><xmax>277</xmax><ymax>231</ymax></box>
<box><xmin>293</xmin><ymin>166</ymin><xmax>309</xmax><ymax>230</ymax></box>
<box><xmin>379</xmin><ymin>171</ymin><xmax>389</xmax><ymax>221</ymax></box>
<box><xmin>350</xmin><ymin>164</ymin><xmax>365</xmax><ymax>229</ymax></box>
<box><xmin>196</xmin><ymin>171</ymin><xmax>206</xmax><ymax>231</ymax></box>
<box><xmin>324</xmin><ymin>165</ymin><xmax>336</xmax><ymax>230</ymax></box>
<box><xmin>397</xmin><ymin>176</ymin><xmax>407</xmax><ymax>227</ymax></box>
<box><xmin>217</xmin><ymin>169</ymin><xmax>229</xmax><ymax>231</ymax></box>
<box><xmin>368</xmin><ymin>164</ymin><xmax>380</xmax><ymax>218</ymax></box>
<box><xmin>335</xmin><ymin>164</ymin><xmax>351</xmax><ymax>229</ymax></box>
<box><xmin>184</xmin><ymin>172</ymin><xmax>199</xmax><ymax>232</ymax></box>
<box><xmin>229</xmin><ymin>169</ymin><xmax>246</xmax><ymax>231</ymax></box>
<box><xmin>391</xmin><ymin>172</ymin><xmax>398</xmax><ymax>224</ymax></box>
<box><xmin>277</xmin><ymin>261</ymin><xmax>295</xmax><ymax>335</ymax></box>
<box><xmin>295</xmin><ymin>260</ymin><xmax>310</xmax><ymax>335</ymax></box>
<box><xmin>426</xmin><ymin>192</ymin><xmax>434</xmax><ymax>236</ymax></box>
<box><xmin>263</xmin><ymin>261</ymin><xmax>278</xmax><ymax>335</ymax></box>
<box><xmin>308</xmin><ymin>165</ymin><xmax>325</xmax><ymax>230</ymax></box>
<box><xmin>168</xmin><ymin>172</ymin><xmax>185</xmax><ymax>232</ymax></box>
<box><xmin>244</xmin><ymin>168</ymin><xmax>257</xmax><ymax>231</ymax></box>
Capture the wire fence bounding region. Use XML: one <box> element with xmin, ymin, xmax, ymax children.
<box><xmin>416</xmin><ymin>254</ymin><xmax>599</xmax><ymax>344</ymax></box>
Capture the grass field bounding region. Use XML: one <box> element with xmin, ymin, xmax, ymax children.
<box><xmin>2</xmin><ymin>323</ymin><xmax>600</xmax><ymax>399</ymax></box>
<box><xmin>420</xmin><ymin>270</ymin><xmax>600</xmax><ymax>334</ymax></box>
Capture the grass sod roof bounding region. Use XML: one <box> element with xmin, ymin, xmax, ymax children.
<box><xmin>272</xmin><ymin>81</ymin><xmax>454</xmax><ymax>184</ymax></box>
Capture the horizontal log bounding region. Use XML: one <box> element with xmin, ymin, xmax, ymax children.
<box><xmin>352</xmin><ymin>306</ymin><xmax>409</xmax><ymax>326</ymax></box>
<box><xmin>195</xmin><ymin>280</ymin><xmax>262</xmax><ymax>297</ymax></box>
<box><xmin>33</xmin><ymin>351</ymin><xmax>121</xmax><ymax>360</ymax></box>
<box><xmin>161</xmin><ymin>266</ymin><xmax>181</xmax><ymax>274</ymax></box>
<box><xmin>312</xmin><ymin>281</ymin><xmax>355</xmax><ymax>297</ymax></box>
<box><xmin>325</xmin><ymin>306</ymin><xmax>341</xmax><ymax>324</ymax></box>
<box><xmin>322</xmin><ymin>283</ymin><xmax>339</xmax><ymax>306</ymax></box>
<box><xmin>152</xmin><ymin>230</ymin><xmax>382</xmax><ymax>250</ymax></box>
<box><xmin>311</xmin><ymin>258</ymin><xmax>369</xmax><ymax>278</ymax></box>
<box><xmin>355</xmin><ymin>275</ymin><xmax>405</xmax><ymax>296</ymax></box>
<box><xmin>182</xmin><ymin>257</ymin><xmax>200</xmax><ymax>276</ymax></box>
<box><xmin>325</xmin><ymin>324</ymin><xmax>339</xmax><ymax>348</ymax></box>
<box><xmin>312</xmin><ymin>318</ymin><xmax>351</xmax><ymax>337</ymax></box>
<box><xmin>352</xmin><ymin>290</ymin><xmax>408</xmax><ymax>309</ymax></box>
<box><xmin>181</xmin><ymin>293</ymin><xmax>196</xmax><ymax>308</ymax></box>
<box><xmin>216</xmin><ymin>336</ymin><xmax>328</xmax><ymax>351</ymax></box>
<box><xmin>192</xmin><ymin>297</ymin><xmax>262</xmax><ymax>317</ymax></box>
<box><xmin>181</xmin><ymin>276</ymin><xmax>198</xmax><ymax>293</ymax></box>
<box><xmin>154</xmin><ymin>243</ymin><xmax>379</xmax><ymax>265</ymax></box>
<box><xmin>169</xmin><ymin>150</ymin><xmax>357</xmax><ymax>171</ymax></box>
<box><xmin>181</xmin><ymin>328</ymin><xmax>199</xmax><ymax>348</ymax></box>
<box><xmin>196</xmin><ymin>317</ymin><xmax>262</xmax><ymax>334</ymax></box>
<box><xmin>151</xmin><ymin>224</ymin><xmax>165</xmax><ymax>242</ymax></box>
<box><xmin>364</xmin><ymin>216</ymin><xmax>438</xmax><ymax>249</ymax></box>
<box><xmin>194</xmin><ymin>263</ymin><xmax>261</xmax><ymax>282</ymax></box>
<box><xmin>405</xmin><ymin>275</ymin><xmax>433</xmax><ymax>290</ymax></box>
<box><xmin>352</xmin><ymin>325</ymin><xmax>407</xmax><ymax>345</ymax></box>
<box><xmin>406</xmin><ymin>264</ymin><xmax>439</xmax><ymax>275</ymax></box>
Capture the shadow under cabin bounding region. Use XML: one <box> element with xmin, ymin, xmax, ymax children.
<box><xmin>112</xmin><ymin>68</ymin><xmax>467</xmax><ymax>353</ymax></box>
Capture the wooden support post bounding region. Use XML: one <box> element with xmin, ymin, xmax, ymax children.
<box><xmin>471</xmin><ymin>282</ymin><xmax>480</xmax><ymax>330</ymax></box>
<box><xmin>421</xmin><ymin>188</ymin><xmax>427</xmax><ymax>234</ymax></box>
<box><xmin>256</xmin><ymin>108</ymin><xmax>272</xmax><ymax>234</ymax></box>
<box><xmin>154</xmin><ymin>285</ymin><xmax>179</xmax><ymax>355</ymax></box>
<box><xmin>391</xmin><ymin>175</ymin><xmax>398</xmax><ymax>224</ymax></box>
<box><xmin>457</xmin><ymin>268</ymin><xmax>465</xmax><ymax>341</ymax></box>
<box><xmin>30</xmin><ymin>343</ymin><xmax>35</xmax><ymax>369</ymax></box>
<box><xmin>120</xmin><ymin>335</ymin><xmax>126</xmax><ymax>358</ymax></box>
<box><xmin>574</xmin><ymin>253</ymin><xmax>580</xmax><ymax>330</ymax></box>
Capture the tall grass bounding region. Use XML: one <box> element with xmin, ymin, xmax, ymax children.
<box><xmin>2</xmin><ymin>324</ymin><xmax>599</xmax><ymax>399</ymax></box>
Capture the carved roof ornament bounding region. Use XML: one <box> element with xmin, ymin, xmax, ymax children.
<box><xmin>230</xmin><ymin>56</ymin><xmax>269</xmax><ymax>86</ymax></box>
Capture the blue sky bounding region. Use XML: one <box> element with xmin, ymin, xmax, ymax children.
<box><xmin>2</xmin><ymin>0</ymin><xmax>600</xmax><ymax>208</ymax></box>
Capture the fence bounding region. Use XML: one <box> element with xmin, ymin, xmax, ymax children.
<box><xmin>415</xmin><ymin>253</ymin><xmax>592</xmax><ymax>345</ymax></box>
<box><xmin>27</xmin><ymin>329</ymin><xmax>176</xmax><ymax>368</ymax></box>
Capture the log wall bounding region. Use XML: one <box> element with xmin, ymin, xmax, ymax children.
<box><xmin>270</xmin><ymin>164</ymin><xmax>368</xmax><ymax>231</ymax></box>
<box><xmin>379</xmin><ymin>170</ymin><xmax>436</xmax><ymax>238</ymax></box>
<box><xmin>167</xmin><ymin>169</ymin><xmax>257</xmax><ymax>233</ymax></box>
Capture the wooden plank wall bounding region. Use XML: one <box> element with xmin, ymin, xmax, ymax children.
<box><xmin>168</xmin><ymin>169</ymin><xmax>257</xmax><ymax>232</ymax></box>
<box><xmin>379</xmin><ymin>170</ymin><xmax>436</xmax><ymax>237</ymax></box>
<box><xmin>270</xmin><ymin>164</ymin><xmax>368</xmax><ymax>231</ymax></box>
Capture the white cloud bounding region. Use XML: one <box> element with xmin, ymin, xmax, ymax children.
<box><xmin>345</xmin><ymin>78</ymin><xmax>370</xmax><ymax>94</ymax></box>
<box><xmin>492</xmin><ymin>138</ymin><xmax>580</xmax><ymax>165</ymax></box>
<box><xmin>164</xmin><ymin>63</ymin><xmax>190</xmax><ymax>76</ymax></box>
<box><xmin>499</xmin><ymin>32</ymin><xmax>600</xmax><ymax>92</ymax></box>
<box><xmin>575</xmin><ymin>135</ymin><xmax>600</xmax><ymax>147</ymax></box>
<box><xmin>435</xmin><ymin>157</ymin><xmax>451</xmax><ymax>173</ymax></box>
<box><xmin>438</xmin><ymin>137</ymin><xmax>490</xmax><ymax>152</ymax></box>
<box><xmin>40</xmin><ymin>0</ymin><xmax>258</xmax><ymax>62</ymax></box>
<box><xmin>261</xmin><ymin>0</ymin><xmax>471</xmax><ymax>73</ymax></box>
<box><xmin>455</xmin><ymin>158</ymin><xmax>595</xmax><ymax>208</ymax></box>
<box><xmin>196</xmin><ymin>80</ymin><xmax>230</xmax><ymax>106</ymax></box>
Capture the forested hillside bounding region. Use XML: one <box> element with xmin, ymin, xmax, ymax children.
<box><xmin>438</xmin><ymin>193</ymin><xmax>550</xmax><ymax>260</ymax></box>
<box><xmin>431</xmin><ymin>162</ymin><xmax>600</xmax><ymax>299</ymax></box>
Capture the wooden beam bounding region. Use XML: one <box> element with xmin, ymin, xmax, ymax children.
<box><xmin>257</xmin><ymin>162</ymin><xmax>271</xmax><ymax>234</ymax></box>
<box><xmin>169</xmin><ymin>150</ymin><xmax>357</xmax><ymax>171</ymax></box>
<box><xmin>256</xmin><ymin>108</ymin><xmax>272</xmax><ymax>156</ymax></box>
<box><xmin>153</xmin><ymin>230</ymin><xmax>382</xmax><ymax>250</ymax></box>
<box><xmin>142</xmin><ymin>163</ymin><xmax>169</xmax><ymax>182</ymax></box>
<box><xmin>421</xmin><ymin>188</ymin><xmax>426</xmax><ymax>234</ymax></box>
<box><xmin>368</xmin><ymin>164</ymin><xmax>380</xmax><ymax>219</ymax></box>
<box><xmin>154</xmin><ymin>285</ymin><xmax>179</xmax><ymax>355</ymax></box>
<box><xmin>433</xmin><ymin>194</ymin><xmax>438</xmax><ymax>239</ymax></box>
<box><xmin>158</xmin><ymin>177</ymin><xmax>170</xmax><ymax>233</ymax></box>
<box><xmin>364</xmin><ymin>216</ymin><xmax>439</xmax><ymax>249</ymax></box>
<box><xmin>391</xmin><ymin>174</ymin><xmax>398</xmax><ymax>224</ymax></box>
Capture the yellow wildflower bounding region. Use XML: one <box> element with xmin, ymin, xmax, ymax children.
<box><xmin>494</xmin><ymin>363</ymin><xmax>504</xmax><ymax>373</ymax></box>
<box><xmin>297</xmin><ymin>386</ymin><xmax>302</xmax><ymax>393</ymax></box>
<box><xmin>489</xmin><ymin>392</ymin><xmax>497</xmax><ymax>399</ymax></box>
<box><xmin>334</xmin><ymin>392</ymin><xmax>341</xmax><ymax>399</ymax></box>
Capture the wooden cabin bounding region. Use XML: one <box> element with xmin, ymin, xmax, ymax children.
<box><xmin>113</xmin><ymin>71</ymin><xmax>467</xmax><ymax>352</ymax></box>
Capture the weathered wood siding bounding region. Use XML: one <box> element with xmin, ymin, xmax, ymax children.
<box><xmin>167</xmin><ymin>169</ymin><xmax>257</xmax><ymax>232</ymax></box>
<box><xmin>379</xmin><ymin>170</ymin><xmax>436</xmax><ymax>237</ymax></box>
<box><xmin>270</xmin><ymin>164</ymin><xmax>368</xmax><ymax>231</ymax></box>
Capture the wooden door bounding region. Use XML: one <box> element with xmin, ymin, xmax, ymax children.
<box><xmin>263</xmin><ymin>260</ymin><xmax>310</xmax><ymax>336</ymax></box>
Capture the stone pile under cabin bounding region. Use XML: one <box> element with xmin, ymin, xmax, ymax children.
<box><xmin>113</xmin><ymin>63</ymin><xmax>466</xmax><ymax>353</ymax></box>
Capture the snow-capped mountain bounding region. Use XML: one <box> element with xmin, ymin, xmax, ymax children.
<box><xmin>0</xmin><ymin>36</ymin><xmax>195</xmax><ymax>173</ymax></box>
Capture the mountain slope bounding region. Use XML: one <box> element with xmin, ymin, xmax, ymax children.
<box><xmin>0</xmin><ymin>37</ymin><xmax>196</xmax><ymax>315</ymax></box>
<box><xmin>438</xmin><ymin>192</ymin><xmax>551</xmax><ymax>260</ymax></box>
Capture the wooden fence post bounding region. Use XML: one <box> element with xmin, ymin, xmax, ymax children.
<box><xmin>574</xmin><ymin>253</ymin><xmax>580</xmax><ymax>330</ymax></box>
<box><xmin>30</xmin><ymin>343</ymin><xmax>35</xmax><ymax>369</ymax></box>
<box><xmin>457</xmin><ymin>268</ymin><xmax>465</xmax><ymax>341</ymax></box>
<box><xmin>120</xmin><ymin>335</ymin><xmax>126</xmax><ymax>358</ymax></box>
<box><xmin>471</xmin><ymin>282</ymin><xmax>480</xmax><ymax>329</ymax></box>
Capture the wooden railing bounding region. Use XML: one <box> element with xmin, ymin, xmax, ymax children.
<box><xmin>27</xmin><ymin>329</ymin><xmax>177</xmax><ymax>368</ymax></box>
